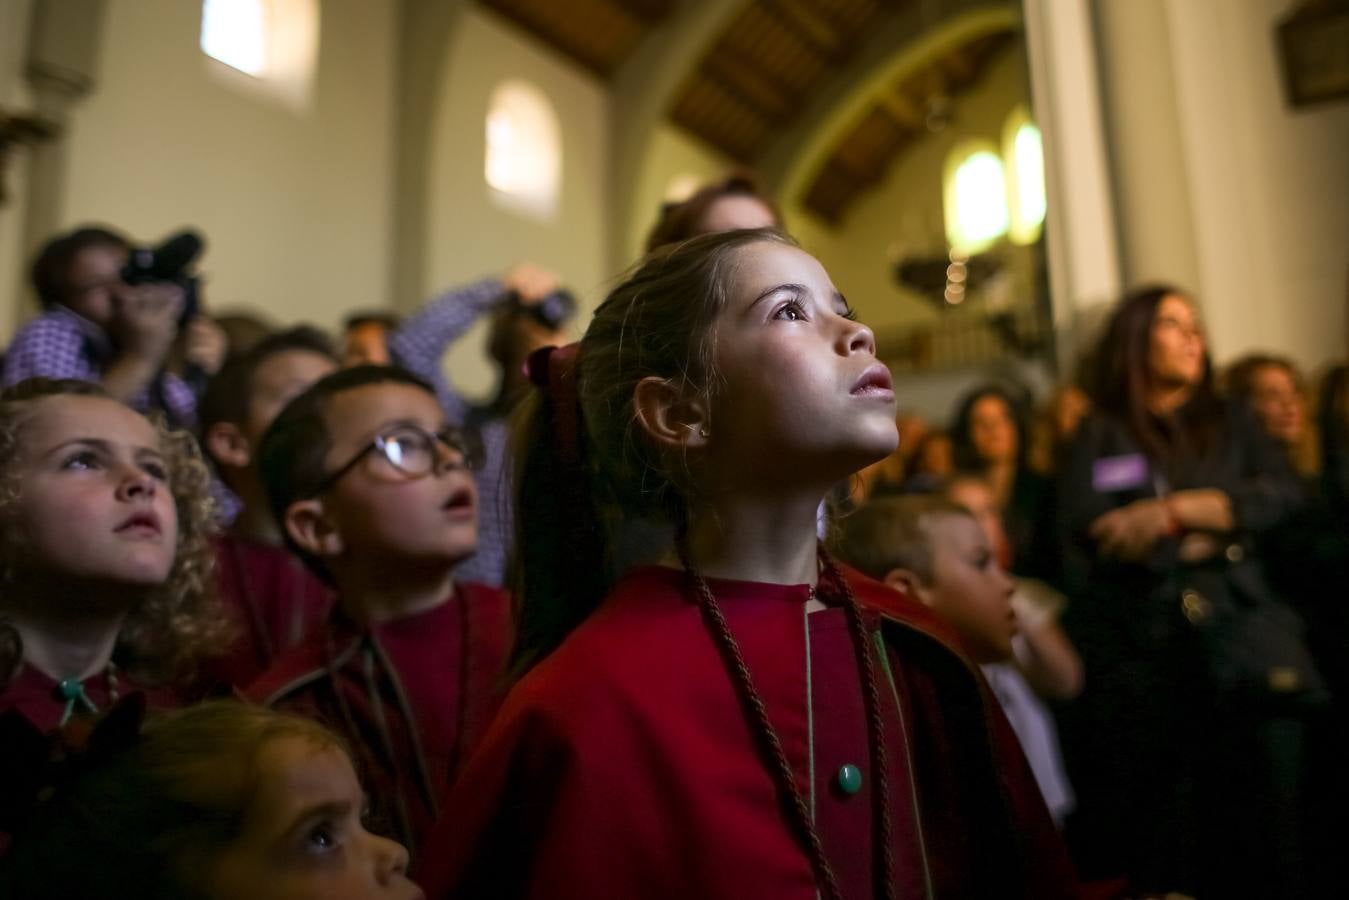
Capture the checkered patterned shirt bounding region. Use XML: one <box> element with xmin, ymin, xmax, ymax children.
<box><xmin>2</xmin><ymin>306</ymin><xmax>198</xmax><ymax>428</ymax></box>
<box><xmin>388</xmin><ymin>279</ymin><xmax>513</xmax><ymax>587</ymax></box>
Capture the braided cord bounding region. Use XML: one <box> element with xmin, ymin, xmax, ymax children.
<box><xmin>827</xmin><ymin>551</ymin><xmax>897</xmax><ymax>900</ymax></box>
<box><xmin>681</xmin><ymin>540</ymin><xmax>898</xmax><ymax>900</ymax></box>
<box><xmin>688</xmin><ymin>566</ymin><xmax>845</xmax><ymax>900</ymax></box>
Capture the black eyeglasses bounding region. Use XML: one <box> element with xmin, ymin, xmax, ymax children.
<box><xmin>310</xmin><ymin>424</ymin><xmax>474</xmax><ymax>496</ymax></box>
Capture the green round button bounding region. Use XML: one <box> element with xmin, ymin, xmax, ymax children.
<box><xmin>57</xmin><ymin>679</ymin><xmax>83</xmax><ymax>701</ymax></box>
<box><xmin>836</xmin><ymin>764</ymin><xmax>863</xmax><ymax>795</ymax></box>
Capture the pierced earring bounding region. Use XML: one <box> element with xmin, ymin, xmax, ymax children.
<box><xmin>698</xmin><ymin>426</ymin><xmax>711</xmax><ymax>438</ymax></box>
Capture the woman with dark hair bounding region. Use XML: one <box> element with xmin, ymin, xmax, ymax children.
<box><xmin>1224</xmin><ymin>354</ymin><xmax>1318</xmax><ymax>480</ymax></box>
<box><xmin>644</xmin><ymin>172</ymin><xmax>781</xmax><ymax>253</ymax></box>
<box><xmin>949</xmin><ymin>383</ymin><xmax>1054</xmax><ymax>578</ymax></box>
<box><xmin>1056</xmin><ymin>285</ymin><xmax>1321</xmax><ymax>898</ymax></box>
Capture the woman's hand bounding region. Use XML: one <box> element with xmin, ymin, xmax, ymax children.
<box><xmin>182</xmin><ymin>316</ymin><xmax>229</xmax><ymax>376</ymax></box>
<box><xmin>503</xmin><ymin>263</ymin><xmax>560</xmax><ymax>305</ymax></box>
<box><xmin>1166</xmin><ymin>488</ymin><xmax>1234</xmax><ymax>533</ymax></box>
<box><xmin>1089</xmin><ymin>498</ymin><xmax>1172</xmax><ymax>561</ymax></box>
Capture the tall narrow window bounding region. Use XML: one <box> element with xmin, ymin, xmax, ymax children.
<box><xmin>200</xmin><ymin>0</ymin><xmax>319</xmax><ymax>110</ymax></box>
<box><xmin>944</xmin><ymin>141</ymin><xmax>1009</xmax><ymax>254</ymax></box>
<box><xmin>1004</xmin><ymin>106</ymin><xmax>1046</xmax><ymax>245</ymax></box>
<box><xmin>485</xmin><ymin>81</ymin><xmax>562</xmax><ymax>221</ymax></box>
<box><xmin>201</xmin><ymin>0</ymin><xmax>267</xmax><ymax>76</ymax></box>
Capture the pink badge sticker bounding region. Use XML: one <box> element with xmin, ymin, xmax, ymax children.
<box><xmin>1092</xmin><ymin>453</ymin><xmax>1149</xmax><ymax>492</ymax></box>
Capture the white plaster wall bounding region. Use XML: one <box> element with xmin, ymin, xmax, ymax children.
<box><xmin>1166</xmin><ymin>0</ymin><xmax>1349</xmax><ymax>369</ymax></box>
<box><xmin>52</xmin><ymin>0</ymin><xmax>397</xmax><ymax>333</ymax></box>
<box><xmin>0</xmin><ymin>0</ymin><xmax>36</xmax><ymax>342</ymax></box>
<box><xmin>425</xmin><ymin>7</ymin><xmax>610</xmax><ymax>401</ymax></box>
<box><xmin>1095</xmin><ymin>0</ymin><xmax>1349</xmax><ymax>370</ymax></box>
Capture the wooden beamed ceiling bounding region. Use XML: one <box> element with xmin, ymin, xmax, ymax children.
<box><xmin>478</xmin><ymin>0</ymin><xmax>678</xmax><ymax>79</ymax></box>
<box><xmin>665</xmin><ymin>2</ymin><xmax>1015</xmax><ymax>223</ymax></box>
<box><xmin>800</xmin><ymin>29</ymin><xmax>1014</xmax><ymax>224</ymax></box>
<box><xmin>669</xmin><ymin>0</ymin><xmax>911</xmax><ymax>163</ymax></box>
<box><xmin>479</xmin><ymin>0</ymin><xmax>1017</xmax><ymax>225</ymax></box>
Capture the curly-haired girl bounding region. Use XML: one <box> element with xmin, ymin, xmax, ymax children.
<box><xmin>0</xmin><ymin>378</ymin><xmax>228</xmax><ymax>731</ymax></box>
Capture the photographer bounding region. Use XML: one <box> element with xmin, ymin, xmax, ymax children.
<box><xmin>3</xmin><ymin>226</ymin><xmax>226</xmax><ymax>428</ymax></box>
<box><xmin>387</xmin><ymin>264</ymin><xmax>569</xmax><ymax>586</ymax></box>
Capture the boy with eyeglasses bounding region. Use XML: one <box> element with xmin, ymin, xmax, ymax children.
<box><xmin>246</xmin><ymin>365</ymin><xmax>512</xmax><ymax>862</ymax></box>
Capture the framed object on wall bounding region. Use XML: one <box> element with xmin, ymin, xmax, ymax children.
<box><xmin>1277</xmin><ymin>0</ymin><xmax>1349</xmax><ymax>107</ymax></box>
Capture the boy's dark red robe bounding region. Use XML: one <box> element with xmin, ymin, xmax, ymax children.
<box><xmin>203</xmin><ymin>533</ymin><xmax>333</xmax><ymax>690</ymax></box>
<box><xmin>245</xmin><ymin>582</ymin><xmax>511</xmax><ymax>859</ymax></box>
<box><xmin>418</xmin><ymin>565</ymin><xmax>1080</xmax><ymax>899</ymax></box>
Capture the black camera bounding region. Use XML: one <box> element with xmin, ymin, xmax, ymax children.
<box><xmin>121</xmin><ymin>229</ymin><xmax>205</xmax><ymax>325</ymax></box>
<box><xmin>510</xmin><ymin>287</ymin><xmax>577</xmax><ymax>330</ymax></box>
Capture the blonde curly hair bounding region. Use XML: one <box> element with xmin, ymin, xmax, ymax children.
<box><xmin>0</xmin><ymin>379</ymin><xmax>230</xmax><ymax>688</ymax></box>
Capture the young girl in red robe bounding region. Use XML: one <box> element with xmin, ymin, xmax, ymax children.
<box><xmin>0</xmin><ymin>378</ymin><xmax>227</xmax><ymax>734</ymax></box>
<box><xmin>419</xmin><ymin>229</ymin><xmax>1078</xmax><ymax>899</ymax></box>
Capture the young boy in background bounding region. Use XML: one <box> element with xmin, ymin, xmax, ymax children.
<box><xmin>838</xmin><ymin>494</ymin><xmax>1076</xmax><ymax>826</ymax></box>
<box><xmin>198</xmin><ymin>328</ymin><xmax>339</xmax><ymax>688</ymax></box>
<box><xmin>247</xmin><ymin>365</ymin><xmax>512</xmax><ymax>861</ymax></box>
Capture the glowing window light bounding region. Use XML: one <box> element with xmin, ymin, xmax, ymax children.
<box><xmin>664</xmin><ymin>173</ymin><xmax>703</xmax><ymax>203</ymax></box>
<box><xmin>201</xmin><ymin>0</ymin><xmax>268</xmax><ymax>77</ymax></box>
<box><xmin>485</xmin><ymin>80</ymin><xmax>562</xmax><ymax>220</ymax></box>
<box><xmin>944</xmin><ymin>145</ymin><xmax>1009</xmax><ymax>254</ymax></box>
<box><xmin>1004</xmin><ymin>108</ymin><xmax>1046</xmax><ymax>245</ymax></box>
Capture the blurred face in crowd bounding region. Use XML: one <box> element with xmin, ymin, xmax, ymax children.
<box><xmin>915</xmin><ymin>432</ymin><xmax>954</xmax><ymax>478</ymax></box>
<box><xmin>896</xmin><ymin>412</ymin><xmax>930</xmax><ymax>462</ymax></box>
<box><xmin>1246</xmin><ymin>363</ymin><xmax>1306</xmax><ymax>447</ymax></box>
<box><xmin>1148</xmin><ymin>294</ymin><xmax>1206</xmax><ymax>389</ymax></box>
<box><xmin>969</xmin><ymin>394</ymin><xmax>1019</xmax><ymax>465</ymax></box>
<box><xmin>245</xmin><ymin>350</ymin><xmax>340</xmax><ymax>447</ymax></box>
<box><xmin>62</xmin><ymin>243</ymin><xmax>131</xmax><ymax>327</ymax></box>
<box><xmin>492</xmin><ymin>312</ymin><xmax>569</xmax><ymax>392</ymax></box>
<box><xmin>946</xmin><ymin>475</ymin><xmax>1012</xmax><ymax>570</ymax></box>
<box><xmin>913</xmin><ymin>512</ymin><xmax>1016</xmax><ymax>664</ymax></box>
<box><xmin>342</xmin><ymin>323</ymin><xmax>391</xmax><ymax>368</ymax></box>
<box><xmin>206</xmin><ymin>737</ymin><xmax>422</xmax><ymax>900</ymax></box>
<box><xmin>695</xmin><ymin>195</ymin><xmax>778</xmax><ymax>236</ymax></box>
<box><xmin>1051</xmin><ymin>386</ymin><xmax>1090</xmax><ymax>444</ymax></box>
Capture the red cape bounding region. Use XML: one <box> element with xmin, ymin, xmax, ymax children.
<box><xmin>418</xmin><ymin>564</ymin><xmax>1078</xmax><ymax>899</ymax></box>
<box><xmin>246</xmin><ymin>581</ymin><xmax>512</xmax><ymax>859</ymax></box>
<box><xmin>202</xmin><ymin>534</ymin><xmax>333</xmax><ymax>691</ymax></box>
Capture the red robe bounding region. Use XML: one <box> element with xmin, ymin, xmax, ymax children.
<box><xmin>203</xmin><ymin>534</ymin><xmax>333</xmax><ymax>690</ymax></box>
<box><xmin>245</xmin><ymin>582</ymin><xmax>512</xmax><ymax>859</ymax></box>
<box><xmin>0</xmin><ymin>662</ymin><xmax>179</xmax><ymax>734</ymax></box>
<box><xmin>418</xmin><ymin>565</ymin><xmax>1079</xmax><ymax>899</ymax></box>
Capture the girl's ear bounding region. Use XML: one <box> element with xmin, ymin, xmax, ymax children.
<box><xmin>284</xmin><ymin>499</ymin><xmax>344</xmax><ymax>560</ymax></box>
<box><xmin>204</xmin><ymin>422</ymin><xmax>252</xmax><ymax>470</ymax></box>
<box><xmin>632</xmin><ymin>376</ymin><xmax>711</xmax><ymax>450</ymax></box>
<box><xmin>883</xmin><ymin>567</ymin><xmax>931</xmax><ymax>606</ymax></box>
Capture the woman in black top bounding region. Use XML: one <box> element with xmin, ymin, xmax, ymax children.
<box><xmin>1055</xmin><ymin>285</ymin><xmax>1321</xmax><ymax>899</ymax></box>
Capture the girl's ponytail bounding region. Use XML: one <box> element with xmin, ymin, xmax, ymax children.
<box><xmin>509</xmin><ymin>345</ymin><xmax>610</xmax><ymax>676</ymax></box>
